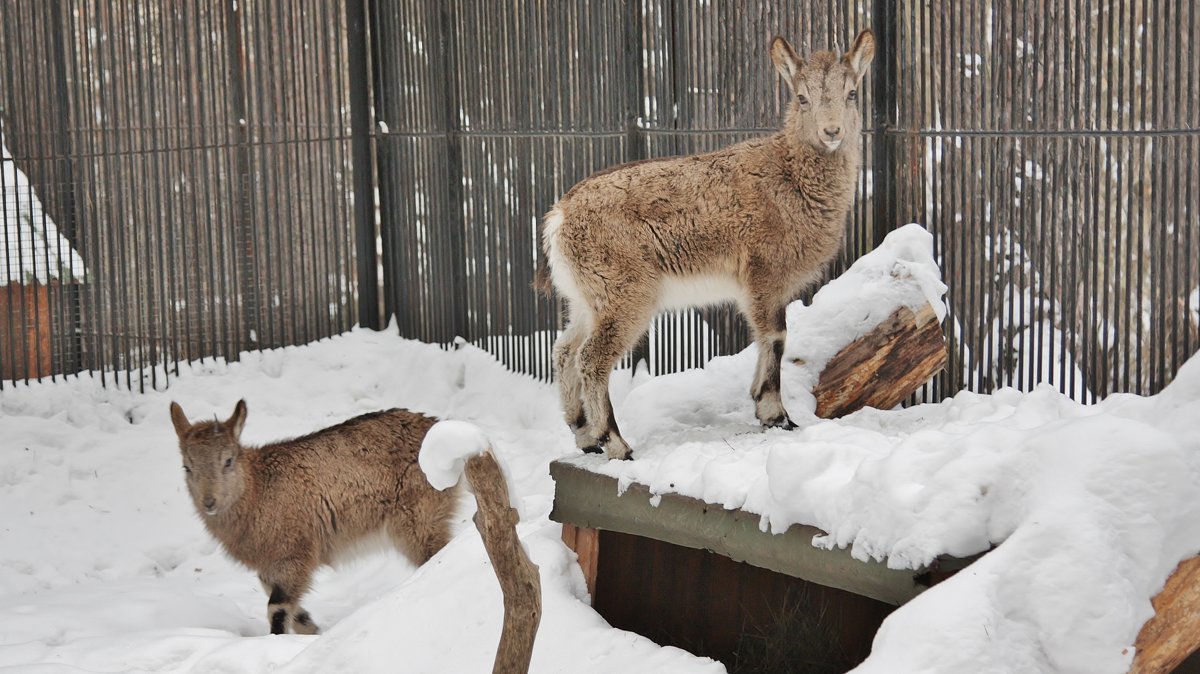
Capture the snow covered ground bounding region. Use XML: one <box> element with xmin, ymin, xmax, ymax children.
<box><xmin>0</xmin><ymin>333</ymin><xmax>721</xmax><ymax>673</ymax></box>
<box><xmin>1</xmin><ymin>226</ymin><xmax>1197</xmax><ymax>672</ymax></box>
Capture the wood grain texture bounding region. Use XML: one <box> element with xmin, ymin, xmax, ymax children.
<box><xmin>465</xmin><ymin>450</ymin><xmax>542</xmax><ymax>674</ymax></box>
<box><xmin>810</xmin><ymin>303</ymin><xmax>947</xmax><ymax>418</ymax></box>
<box><xmin>0</xmin><ymin>283</ymin><xmax>54</xmax><ymax>380</ymax></box>
<box><xmin>1131</xmin><ymin>556</ymin><xmax>1200</xmax><ymax>674</ymax></box>
<box><xmin>560</xmin><ymin>523</ymin><xmax>600</xmax><ymax>600</ymax></box>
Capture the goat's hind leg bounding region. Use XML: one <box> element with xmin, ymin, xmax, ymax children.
<box><xmin>577</xmin><ymin>310</ymin><xmax>648</xmax><ymax>460</ymax></box>
<box><xmin>552</xmin><ymin>317</ymin><xmax>591</xmax><ymax>448</ymax></box>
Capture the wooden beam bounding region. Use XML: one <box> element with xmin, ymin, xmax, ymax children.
<box><xmin>1130</xmin><ymin>555</ymin><xmax>1200</xmax><ymax>674</ymax></box>
<box><xmin>549</xmin><ymin>460</ymin><xmax>950</xmax><ymax>606</ymax></box>
<box><xmin>809</xmin><ymin>302</ymin><xmax>947</xmax><ymax>418</ymax></box>
<box><xmin>464</xmin><ymin>450</ymin><xmax>542</xmax><ymax>674</ymax></box>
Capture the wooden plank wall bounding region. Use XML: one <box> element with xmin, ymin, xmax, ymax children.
<box><xmin>592</xmin><ymin>529</ymin><xmax>894</xmax><ymax>672</ymax></box>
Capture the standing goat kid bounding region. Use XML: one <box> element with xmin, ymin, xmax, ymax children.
<box><xmin>169</xmin><ymin>401</ymin><xmax>459</xmax><ymax>635</ymax></box>
<box><xmin>542</xmin><ymin>30</ymin><xmax>876</xmax><ymax>460</ymax></box>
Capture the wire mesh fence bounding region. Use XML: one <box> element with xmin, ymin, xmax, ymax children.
<box><xmin>2</xmin><ymin>0</ymin><xmax>1197</xmax><ymax>402</ymax></box>
<box><xmin>0</xmin><ymin>1</ymin><xmax>362</xmax><ymax>392</ymax></box>
<box><xmin>371</xmin><ymin>0</ymin><xmax>1199</xmax><ymax>401</ymax></box>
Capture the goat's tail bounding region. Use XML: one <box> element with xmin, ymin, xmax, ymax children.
<box><xmin>531</xmin><ymin>260</ymin><xmax>553</xmax><ymax>298</ymax></box>
<box><xmin>532</xmin><ymin>208</ymin><xmax>562</xmax><ymax>298</ymax></box>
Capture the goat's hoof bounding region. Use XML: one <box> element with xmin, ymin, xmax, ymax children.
<box><xmin>604</xmin><ymin>441</ymin><xmax>633</xmax><ymax>461</ymax></box>
<box><xmin>762</xmin><ymin>415</ymin><xmax>797</xmax><ymax>431</ymax></box>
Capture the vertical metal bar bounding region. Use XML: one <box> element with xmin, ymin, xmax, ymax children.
<box><xmin>225</xmin><ymin>0</ymin><xmax>260</xmax><ymax>357</ymax></box>
<box><xmin>348</xmin><ymin>0</ymin><xmax>380</xmax><ymax>330</ymax></box>
<box><xmin>871</xmin><ymin>0</ymin><xmax>895</xmax><ymax>248</ymax></box>
<box><xmin>129</xmin><ymin>2</ymin><xmax>165</xmax><ymax>389</ymax></box>
<box><xmin>624</xmin><ymin>0</ymin><xmax>650</xmax><ymax>374</ymax></box>
<box><xmin>45</xmin><ymin>0</ymin><xmax>81</xmax><ymax>381</ymax></box>
<box><xmin>437</xmin><ymin>0</ymin><xmax>466</xmax><ymax>341</ymax></box>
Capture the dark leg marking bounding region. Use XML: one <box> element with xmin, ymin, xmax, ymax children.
<box><xmin>581</xmin><ymin>431</ymin><xmax>609</xmax><ymax>455</ymax></box>
<box><xmin>295</xmin><ymin>611</ymin><xmax>313</xmax><ymax>627</ymax></box>
<box><xmin>752</xmin><ymin>338</ymin><xmax>785</xmax><ymax>401</ymax></box>
<box><xmin>268</xmin><ymin>586</ymin><xmax>290</xmax><ymax>605</ymax></box>
<box><xmin>270</xmin><ymin>609</ymin><xmax>288</xmax><ymax>635</ymax></box>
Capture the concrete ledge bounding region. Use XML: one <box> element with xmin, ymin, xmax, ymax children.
<box><xmin>549</xmin><ymin>459</ymin><xmax>971</xmax><ymax>606</ymax></box>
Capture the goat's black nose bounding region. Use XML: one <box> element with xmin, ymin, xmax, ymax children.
<box><xmin>824</xmin><ymin>126</ymin><xmax>842</xmax><ymax>138</ymax></box>
<box><xmin>203</xmin><ymin>497</ymin><xmax>216</xmax><ymax>509</ymax></box>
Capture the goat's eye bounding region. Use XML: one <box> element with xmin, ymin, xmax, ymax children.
<box><xmin>223</xmin><ymin>458</ymin><xmax>233</xmax><ymax>470</ymax></box>
<box><xmin>183</xmin><ymin>465</ymin><xmax>192</xmax><ymax>475</ymax></box>
<box><xmin>848</xmin><ymin>89</ymin><xmax>857</xmax><ymax>101</ymax></box>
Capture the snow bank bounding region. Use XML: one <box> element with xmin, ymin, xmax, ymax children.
<box><xmin>0</xmin><ymin>327</ymin><xmax>719</xmax><ymax>673</ymax></box>
<box><xmin>584</xmin><ymin>342</ymin><xmax>1200</xmax><ymax>673</ymax></box>
<box><xmin>3</xmin><ymin>307</ymin><xmax>1199</xmax><ymax>673</ymax></box>
<box><xmin>781</xmin><ymin>223</ymin><xmax>947</xmax><ymax>418</ymax></box>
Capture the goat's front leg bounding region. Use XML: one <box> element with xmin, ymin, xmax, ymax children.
<box><xmin>747</xmin><ymin>297</ymin><xmax>795</xmax><ymax>430</ymax></box>
<box><xmin>261</xmin><ymin>559</ymin><xmax>318</xmax><ymax>635</ymax></box>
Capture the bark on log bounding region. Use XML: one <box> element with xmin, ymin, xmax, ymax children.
<box><xmin>1130</xmin><ymin>555</ymin><xmax>1200</xmax><ymax>674</ymax></box>
<box><xmin>807</xmin><ymin>302</ymin><xmax>947</xmax><ymax>418</ymax></box>
<box><xmin>464</xmin><ymin>450</ymin><xmax>542</xmax><ymax>674</ymax></box>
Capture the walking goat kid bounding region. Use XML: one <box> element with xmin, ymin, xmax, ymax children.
<box><xmin>542</xmin><ymin>31</ymin><xmax>875</xmax><ymax>459</ymax></box>
<box><xmin>169</xmin><ymin>401</ymin><xmax>459</xmax><ymax>635</ymax></box>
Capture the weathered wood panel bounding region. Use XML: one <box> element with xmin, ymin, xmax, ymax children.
<box><xmin>594</xmin><ymin>529</ymin><xmax>893</xmax><ymax>671</ymax></box>
<box><xmin>0</xmin><ymin>283</ymin><xmax>53</xmax><ymax>380</ymax></box>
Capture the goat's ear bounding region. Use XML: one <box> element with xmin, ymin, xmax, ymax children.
<box><xmin>169</xmin><ymin>402</ymin><xmax>191</xmax><ymax>437</ymax></box>
<box><xmin>770</xmin><ymin>36</ymin><xmax>803</xmax><ymax>93</ymax></box>
<box><xmin>227</xmin><ymin>399</ymin><xmax>248</xmax><ymax>438</ymax></box>
<box><xmin>845</xmin><ymin>29</ymin><xmax>875</xmax><ymax>82</ymax></box>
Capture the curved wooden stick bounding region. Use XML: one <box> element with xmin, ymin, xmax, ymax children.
<box><xmin>464</xmin><ymin>450</ymin><xmax>542</xmax><ymax>674</ymax></box>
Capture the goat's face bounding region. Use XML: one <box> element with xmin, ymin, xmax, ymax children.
<box><xmin>169</xmin><ymin>400</ymin><xmax>248</xmax><ymax>517</ymax></box>
<box><xmin>771</xmin><ymin>30</ymin><xmax>875</xmax><ymax>153</ymax></box>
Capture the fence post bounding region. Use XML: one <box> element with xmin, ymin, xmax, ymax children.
<box><xmin>346</xmin><ymin>0</ymin><xmax>381</xmax><ymax>330</ymax></box>
<box><xmin>223</xmin><ymin>0</ymin><xmax>257</xmax><ymax>360</ymax></box>
<box><xmin>625</xmin><ymin>0</ymin><xmax>650</xmax><ymax>374</ymax></box>
<box><xmin>870</xmin><ymin>0</ymin><xmax>896</xmax><ymax>249</ymax></box>
<box><xmin>437</xmin><ymin>1</ymin><xmax>467</xmax><ymax>342</ymax></box>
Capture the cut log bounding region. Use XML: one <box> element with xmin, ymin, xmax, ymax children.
<box><xmin>806</xmin><ymin>302</ymin><xmax>947</xmax><ymax>418</ymax></box>
<box><xmin>464</xmin><ymin>450</ymin><xmax>542</xmax><ymax>674</ymax></box>
<box><xmin>1130</xmin><ymin>555</ymin><xmax>1200</xmax><ymax>674</ymax></box>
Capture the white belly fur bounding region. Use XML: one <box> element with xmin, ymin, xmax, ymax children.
<box><xmin>658</xmin><ymin>273</ymin><xmax>746</xmax><ymax>311</ymax></box>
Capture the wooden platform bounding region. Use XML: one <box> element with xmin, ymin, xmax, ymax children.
<box><xmin>550</xmin><ymin>458</ymin><xmax>976</xmax><ymax>668</ymax></box>
<box><xmin>550</xmin><ymin>459</ymin><xmax>970</xmax><ymax>606</ymax></box>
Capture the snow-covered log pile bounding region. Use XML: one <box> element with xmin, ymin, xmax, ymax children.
<box><xmin>782</xmin><ymin>223</ymin><xmax>948</xmax><ymax>420</ymax></box>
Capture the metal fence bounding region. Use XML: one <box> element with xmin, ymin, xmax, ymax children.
<box><xmin>372</xmin><ymin>0</ymin><xmax>1199</xmax><ymax>401</ymax></box>
<box><xmin>3</xmin><ymin>0</ymin><xmax>1198</xmax><ymax>402</ymax></box>
<box><xmin>0</xmin><ymin>1</ymin><xmax>363</xmax><ymax>391</ymax></box>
